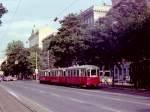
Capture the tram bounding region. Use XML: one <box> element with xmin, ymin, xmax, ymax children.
<box><xmin>39</xmin><ymin>65</ymin><xmax>100</xmax><ymax>87</ymax></box>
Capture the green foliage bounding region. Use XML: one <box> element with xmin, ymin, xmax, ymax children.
<box><xmin>28</xmin><ymin>46</ymin><xmax>42</xmax><ymax>70</ymax></box>
<box><xmin>2</xmin><ymin>40</ymin><xmax>33</xmax><ymax>79</ymax></box>
<box><xmin>0</xmin><ymin>3</ymin><xmax>7</xmax><ymax>25</ymax></box>
<box><xmin>130</xmin><ymin>59</ymin><xmax>150</xmax><ymax>89</ymax></box>
<box><xmin>94</xmin><ymin>0</ymin><xmax>150</xmax><ymax>88</ymax></box>
<box><xmin>6</xmin><ymin>40</ymin><xmax>24</xmax><ymax>55</ymax></box>
<box><xmin>47</xmin><ymin>13</ymin><xmax>91</xmax><ymax>67</ymax></box>
<box><xmin>94</xmin><ymin>1</ymin><xmax>150</xmax><ymax>61</ymax></box>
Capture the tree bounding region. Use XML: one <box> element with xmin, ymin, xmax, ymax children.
<box><xmin>94</xmin><ymin>0</ymin><xmax>150</xmax><ymax>87</ymax></box>
<box><xmin>48</xmin><ymin>13</ymin><xmax>90</xmax><ymax>67</ymax></box>
<box><xmin>95</xmin><ymin>0</ymin><xmax>150</xmax><ymax>60</ymax></box>
<box><xmin>0</xmin><ymin>3</ymin><xmax>7</xmax><ymax>25</ymax></box>
<box><xmin>2</xmin><ymin>40</ymin><xmax>33</xmax><ymax>79</ymax></box>
<box><xmin>28</xmin><ymin>46</ymin><xmax>42</xmax><ymax>72</ymax></box>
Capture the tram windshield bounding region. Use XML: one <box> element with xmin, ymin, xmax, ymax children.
<box><xmin>91</xmin><ymin>69</ymin><xmax>97</xmax><ymax>76</ymax></box>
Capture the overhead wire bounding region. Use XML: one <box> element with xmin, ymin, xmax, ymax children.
<box><xmin>53</xmin><ymin>0</ymin><xmax>80</xmax><ymax>21</ymax></box>
<box><xmin>0</xmin><ymin>0</ymin><xmax>22</xmax><ymax>57</ymax></box>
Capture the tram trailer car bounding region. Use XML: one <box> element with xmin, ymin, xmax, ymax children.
<box><xmin>39</xmin><ymin>65</ymin><xmax>100</xmax><ymax>87</ymax></box>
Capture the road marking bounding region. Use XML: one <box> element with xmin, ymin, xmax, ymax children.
<box><xmin>7</xmin><ymin>82</ymin><xmax>150</xmax><ymax>106</ymax></box>
<box><xmin>67</xmin><ymin>97</ymin><xmax>85</xmax><ymax>103</ymax></box>
<box><xmin>1</xmin><ymin>83</ymin><xmax>128</xmax><ymax>112</ymax></box>
<box><xmin>100</xmin><ymin>106</ymin><xmax>122</xmax><ymax>112</ymax></box>
<box><xmin>51</xmin><ymin>93</ymin><xmax>62</xmax><ymax>98</ymax></box>
<box><xmin>17</xmin><ymin>81</ymin><xmax>145</xmax><ymax>99</ymax></box>
<box><xmin>0</xmin><ymin>85</ymin><xmax>54</xmax><ymax>112</ymax></box>
<box><xmin>50</xmin><ymin>92</ymin><xmax>124</xmax><ymax>112</ymax></box>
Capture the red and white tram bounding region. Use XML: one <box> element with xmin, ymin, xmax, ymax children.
<box><xmin>39</xmin><ymin>65</ymin><xmax>100</xmax><ymax>87</ymax></box>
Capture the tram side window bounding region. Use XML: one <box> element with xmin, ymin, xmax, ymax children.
<box><xmin>51</xmin><ymin>71</ymin><xmax>53</xmax><ymax>76</ymax></box>
<box><xmin>60</xmin><ymin>71</ymin><xmax>62</xmax><ymax>76</ymax></box>
<box><xmin>68</xmin><ymin>70</ymin><xmax>70</xmax><ymax>77</ymax></box>
<box><xmin>50</xmin><ymin>72</ymin><xmax>51</xmax><ymax>76</ymax></box>
<box><xmin>72</xmin><ymin>70</ymin><xmax>75</xmax><ymax>77</ymax></box>
<box><xmin>55</xmin><ymin>71</ymin><xmax>57</xmax><ymax>76</ymax></box>
<box><xmin>63</xmin><ymin>71</ymin><xmax>66</xmax><ymax>77</ymax></box>
<box><xmin>70</xmin><ymin>70</ymin><xmax>72</xmax><ymax>77</ymax></box>
<box><xmin>47</xmin><ymin>72</ymin><xmax>49</xmax><ymax>76</ymax></box>
<box><xmin>44</xmin><ymin>72</ymin><xmax>47</xmax><ymax>76</ymax></box>
<box><xmin>53</xmin><ymin>71</ymin><xmax>55</xmax><ymax>76</ymax></box>
<box><xmin>57</xmin><ymin>71</ymin><xmax>60</xmax><ymax>76</ymax></box>
<box><xmin>52</xmin><ymin>71</ymin><xmax>54</xmax><ymax>76</ymax></box>
<box><xmin>77</xmin><ymin>70</ymin><xmax>79</xmax><ymax>77</ymax></box>
<box><xmin>87</xmin><ymin>70</ymin><xmax>90</xmax><ymax>77</ymax></box>
<box><xmin>72</xmin><ymin>70</ymin><xmax>74</xmax><ymax>77</ymax></box>
<box><xmin>66</xmin><ymin>71</ymin><xmax>68</xmax><ymax>77</ymax></box>
<box><xmin>81</xmin><ymin>69</ymin><xmax>85</xmax><ymax>77</ymax></box>
<box><xmin>74</xmin><ymin>70</ymin><xmax>76</xmax><ymax>77</ymax></box>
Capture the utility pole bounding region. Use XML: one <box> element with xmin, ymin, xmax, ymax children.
<box><xmin>47</xmin><ymin>50</ymin><xmax>50</xmax><ymax>69</ymax></box>
<box><xmin>35</xmin><ymin>51</ymin><xmax>38</xmax><ymax>81</ymax></box>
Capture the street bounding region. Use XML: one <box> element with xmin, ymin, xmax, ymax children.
<box><xmin>0</xmin><ymin>81</ymin><xmax>150</xmax><ymax>112</ymax></box>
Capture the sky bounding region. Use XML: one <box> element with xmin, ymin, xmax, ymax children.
<box><xmin>0</xmin><ymin>0</ymin><xmax>112</xmax><ymax>58</ymax></box>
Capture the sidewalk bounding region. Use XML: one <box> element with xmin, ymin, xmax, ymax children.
<box><xmin>100</xmin><ymin>84</ymin><xmax>150</xmax><ymax>97</ymax></box>
<box><xmin>0</xmin><ymin>86</ymin><xmax>32</xmax><ymax>112</ymax></box>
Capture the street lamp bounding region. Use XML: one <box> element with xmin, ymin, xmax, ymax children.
<box><xmin>35</xmin><ymin>51</ymin><xmax>38</xmax><ymax>81</ymax></box>
<box><xmin>15</xmin><ymin>60</ymin><xmax>18</xmax><ymax>79</ymax></box>
<box><xmin>15</xmin><ymin>60</ymin><xmax>18</xmax><ymax>65</ymax></box>
<box><xmin>112</xmin><ymin>21</ymin><xmax>119</xmax><ymax>33</ymax></box>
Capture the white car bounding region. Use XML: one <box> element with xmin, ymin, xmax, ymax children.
<box><xmin>3</xmin><ymin>76</ymin><xmax>13</xmax><ymax>81</ymax></box>
<box><xmin>0</xmin><ymin>77</ymin><xmax>2</xmax><ymax>82</ymax></box>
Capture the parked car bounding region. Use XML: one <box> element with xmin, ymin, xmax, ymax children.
<box><xmin>3</xmin><ymin>76</ymin><xmax>14</xmax><ymax>81</ymax></box>
<box><xmin>12</xmin><ymin>77</ymin><xmax>17</xmax><ymax>81</ymax></box>
<box><xmin>0</xmin><ymin>77</ymin><xmax>2</xmax><ymax>82</ymax></box>
<box><xmin>3</xmin><ymin>76</ymin><xmax>10</xmax><ymax>81</ymax></box>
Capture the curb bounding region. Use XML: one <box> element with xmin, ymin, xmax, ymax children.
<box><xmin>0</xmin><ymin>85</ymin><xmax>50</xmax><ymax>112</ymax></box>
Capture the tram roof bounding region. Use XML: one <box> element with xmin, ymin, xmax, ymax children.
<box><xmin>67</xmin><ymin>65</ymin><xmax>99</xmax><ymax>69</ymax></box>
<box><xmin>41</xmin><ymin>65</ymin><xmax>99</xmax><ymax>72</ymax></box>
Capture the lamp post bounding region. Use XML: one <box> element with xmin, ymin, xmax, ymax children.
<box><xmin>35</xmin><ymin>51</ymin><xmax>38</xmax><ymax>81</ymax></box>
<box><xmin>15</xmin><ymin>60</ymin><xmax>18</xmax><ymax>79</ymax></box>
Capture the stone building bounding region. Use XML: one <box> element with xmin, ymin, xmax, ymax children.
<box><xmin>28</xmin><ymin>25</ymin><xmax>54</xmax><ymax>49</ymax></box>
<box><xmin>80</xmin><ymin>3</ymin><xmax>111</xmax><ymax>27</ymax></box>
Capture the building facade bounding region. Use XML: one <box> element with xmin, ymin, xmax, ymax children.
<box><xmin>113</xmin><ymin>61</ymin><xmax>131</xmax><ymax>83</ymax></box>
<box><xmin>42</xmin><ymin>32</ymin><xmax>57</xmax><ymax>70</ymax></box>
<box><xmin>28</xmin><ymin>26</ymin><xmax>54</xmax><ymax>49</ymax></box>
<box><xmin>112</xmin><ymin>0</ymin><xmax>122</xmax><ymax>6</ymax></box>
<box><xmin>80</xmin><ymin>3</ymin><xmax>111</xmax><ymax>26</ymax></box>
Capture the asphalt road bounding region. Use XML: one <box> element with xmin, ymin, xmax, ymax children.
<box><xmin>1</xmin><ymin>81</ymin><xmax>150</xmax><ymax>112</ymax></box>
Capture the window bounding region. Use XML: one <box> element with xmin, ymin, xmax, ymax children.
<box><xmin>68</xmin><ymin>70</ymin><xmax>70</xmax><ymax>77</ymax></box>
<box><xmin>77</xmin><ymin>70</ymin><xmax>79</xmax><ymax>77</ymax></box>
<box><xmin>44</xmin><ymin>72</ymin><xmax>47</xmax><ymax>76</ymax></box>
<box><xmin>81</xmin><ymin>69</ymin><xmax>85</xmax><ymax>77</ymax></box>
<box><xmin>63</xmin><ymin>71</ymin><xmax>66</xmax><ymax>77</ymax></box>
<box><xmin>105</xmin><ymin>72</ymin><xmax>110</xmax><ymax>77</ymax></box>
<box><xmin>91</xmin><ymin>69</ymin><xmax>96</xmax><ymax>76</ymax></box>
<box><xmin>87</xmin><ymin>70</ymin><xmax>90</xmax><ymax>77</ymax></box>
<box><xmin>115</xmin><ymin>68</ymin><xmax>118</xmax><ymax>74</ymax></box>
<box><xmin>74</xmin><ymin>70</ymin><xmax>76</xmax><ymax>77</ymax></box>
<box><xmin>71</xmin><ymin>70</ymin><xmax>72</xmax><ymax>77</ymax></box>
<box><xmin>123</xmin><ymin>68</ymin><xmax>126</xmax><ymax>74</ymax></box>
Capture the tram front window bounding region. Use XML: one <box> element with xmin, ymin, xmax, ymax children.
<box><xmin>91</xmin><ymin>69</ymin><xmax>96</xmax><ymax>76</ymax></box>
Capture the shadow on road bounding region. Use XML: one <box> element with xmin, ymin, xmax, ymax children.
<box><xmin>35</xmin><ymin>80</ymin><xmax>150</xmax><ymax>97</ymax></box>
<box><xmin>136</xmin><ymin>109</ymin><xmax>150</xmax><ymax>112</ymax></box>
